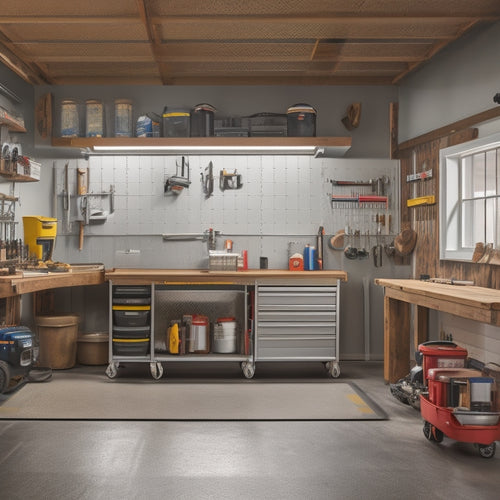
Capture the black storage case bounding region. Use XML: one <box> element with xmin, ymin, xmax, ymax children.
<box><xmin>287</xmin><ymin>103</ymin><xmax>317</xmax><ymax>137</ymax></box>
<box><xmin>190</xmin><ymin>103</ymin><xmax>216</xmax><ymax>137</ymax></box>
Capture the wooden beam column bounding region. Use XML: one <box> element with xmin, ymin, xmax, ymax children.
<box><xmin>384</xmin><ymin>294</ymin><xmax>411</xmax><ymax>383</ymax></box>
<box><xmin>414</xmin><ymin>305</ymin><xmax>429</xmax><ymax>351</ymax></box>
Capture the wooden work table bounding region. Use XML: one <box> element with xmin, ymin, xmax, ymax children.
<box><xmin>0</xmin><ymin>267</ymin><xmax>105</xmax><ymax>299</ymax></box>
<box><xmin>105</xmin><ymin>268</ymin><xmax>348</xmax><ymax>285</ymax></box>
<box><xmin>375</xmin><ymin>278</ymin><xmax>500</xmax><ymax>384</ymax></box>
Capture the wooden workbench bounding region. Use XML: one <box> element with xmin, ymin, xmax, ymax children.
<box><xmin>0</xmin><ymin>269</ymin><xmax>105</xmax><ymax>299</ymax></box>
<box><xmin>375</xmin><ymin>278</ymin><xmax>500</xmax><ymax>383</ymax></box>
<box><xmin>0</xmin><ymin>267</ymin><xmax>105</xmax><ymax>324</ymax></box>
<box><xmin>105</xmin><ymin>268</ymin><xmax>348</xmax><ymax>285</ymax></box>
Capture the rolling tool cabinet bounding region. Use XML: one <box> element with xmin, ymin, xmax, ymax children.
<box><xmin>255</xmin><ymin>283</ymin><xmax>340</xmax><ymax>378</ymax></box>
<box><xmin>104</xmin><ymin>269</ymin><xmax>347</xmax><ymax>380</ymax></box>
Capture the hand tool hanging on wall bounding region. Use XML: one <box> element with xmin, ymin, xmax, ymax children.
<box><xmin>165</xmin><ymin>156</ymin><xmax>191</xmax><ymax>195</ymax></box>
<box><xmin>201</xmin><ymin>161</ymin><xmax>214</xmax><ymax>198</ymax></box>
<box><xmin>77</xmin><ymin>167</ymin><xmax>88</xmax><ymax>250</ymax></box>
<box><xmin>219</xmin><ymin>169</ymin><xmax>243</xmax><ymax>191</ymax></box>
<box><xmin>63</xmin><ymin>162</ymin><xmax>71</xmax><ymax>233</ymax></box>
<box><xmin>316</xmin><ymin>226</ymin><xmax>324</xmax><ymax>269</ymax></box>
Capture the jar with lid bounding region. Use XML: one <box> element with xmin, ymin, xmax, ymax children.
<box><xmin>85</xmin><ymin>99</ymin><xmax>104</xmax><ymax>137</ymax></box>
<box><xmin>114</xmin><ymin>99</ymin><xmax>133</xmax><ymax>137</ymax></box>
<box><xmin>60</xmin><ymin>98</ymin><xmax>80</xmax><ymax>137</ymax></box>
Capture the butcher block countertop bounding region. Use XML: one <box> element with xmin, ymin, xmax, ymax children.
<box><xmin>105</xmin><ymin>268</ymin><xmax>348</xmax><ymax>286</ymax></box>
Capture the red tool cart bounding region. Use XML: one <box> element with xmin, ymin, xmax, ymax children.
<box><xmin>418</xmin><ymin>342</ymin><xmax>500</xmax><ymax>458</ymax></box>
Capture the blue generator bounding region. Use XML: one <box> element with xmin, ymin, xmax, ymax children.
<box><xmin>0</xmin><ymin>326</ymin><xmax>36</xmax><ymax>393</ymax></box>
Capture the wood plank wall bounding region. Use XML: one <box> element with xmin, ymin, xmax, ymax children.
<box><xmin>400</xmin><ymin>128</ymin><xmax>500</xmax><ymax>289</ymax></box>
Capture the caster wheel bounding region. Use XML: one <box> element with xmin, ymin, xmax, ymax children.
<box><xmin>241</xmin><ymin>361</ymin><xmax>255</xmax><ymax>379</ymax></box>
<box><xmin>327</xmin><ymin>362</ymin><xmax>340</xmax><ymax>378</ymax></box>
<box><xmin>105</xmin><ymin>362</ymin><xmax>119</xmax><ymax>379</ymax></box>
<box><xmin>423</xmin><ymin>421</ymin><xmax>434</xmax><ymax>441</ymax></box>
<box><xmin>423</xmin><ymin>421</ymin><xmax>443</xmax><ymax>443</ymax></box>
<box><xmin>0</xmin><ymin>360</ymin><xmax>11</xmax><ymax>394</ymax></box>
<box><xmin>150</xmin><ymin>362</ymin><xmax>164</xmax><ymax>380</ymax></box>
<box><xmin>478</xmin><ymin>442</ymin><xmax>496</xmax><ymax>459</ymax></box>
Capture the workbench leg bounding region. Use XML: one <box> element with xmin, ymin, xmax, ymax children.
<box><xmin>414</xmin><ymin>305</ymin><xmax>429</xmax><ymax>351</ymax></box>
<box><xmin>2</xmin><ymin>296</ymin><xmax>21</xmax><ymax>325</ymax></box>
<box><xmin>384</xmin><ymin>295</ymin><xmax>410</xmax><ymax>384</ymax></box>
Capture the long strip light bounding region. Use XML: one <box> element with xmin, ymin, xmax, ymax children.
<box><xmin>90</xmin><ymin>144</ymin><xmax>320</xmax><ymax>155</ymax></box>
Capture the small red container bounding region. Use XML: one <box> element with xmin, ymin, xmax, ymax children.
<box><xmin>427</xmin><ymin>368</ymin><xmax>482</xmax><ymax>406</ymax></box>
<box><xmin>418</xmin><ymin>343</ymin><xmax>468</xmax><ymax>382</ymax></box>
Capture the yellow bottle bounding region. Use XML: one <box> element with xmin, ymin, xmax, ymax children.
<box><xmin>169</xmin><ymin>323</ymin><xmax>179</xmax><ymax>354</ymax></box>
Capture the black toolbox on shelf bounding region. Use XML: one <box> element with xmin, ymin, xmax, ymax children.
<box><xmin>112</xmin><ymin>325</ymin><xmax>150</xmax><ymax>339</ymax></box>
<box><xmin>112</xmin><ymin>338</ymin><xmax>150</xmax><ymax>356</ymax></box>
<box><xmin>112</xmin><ymin>306</ymin><xmax>150</xmax><ymax>326</ymax></box>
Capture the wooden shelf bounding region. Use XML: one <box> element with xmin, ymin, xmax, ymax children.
<box><xmin>0</xmin><ymin>171</ymin><xmax>38</xmax><ymax>183</ymax></box>
<box><xmin>51</xmin><ymin>136</ymin><xmax>352</xmax><ymax>157</ymax></box>
<box><xmin>0</xmin><ymin>114</ymin><xmax>26</xmax><ymax>133</ymax></box>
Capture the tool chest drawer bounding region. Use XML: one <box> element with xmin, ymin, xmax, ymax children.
<box><xmin>257</xmin><ymin>286</ymin><xmax>336</xmax><ymax>306</ymax></box>
<box><xmin>257</xmin><ymin>322</ymin><xmax>336</xmax><ymax>337</ymax></box>
<box><xmin>257</xmin><ymin>336</ymin><xmax>336</xmax><ymax>359</ymax></box>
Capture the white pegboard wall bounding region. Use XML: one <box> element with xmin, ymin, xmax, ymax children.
<box><xmin>48</xmin><ymin>155</ymin><xmax>402</xmax><ymax>249</ymax></box>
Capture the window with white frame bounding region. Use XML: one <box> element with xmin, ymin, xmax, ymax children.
<box><xmin>440</xmin><ymin>132</ymin><xmax>500</xmax><ymax>261</ymax></box>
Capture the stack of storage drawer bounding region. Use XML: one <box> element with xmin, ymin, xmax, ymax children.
<box><xmin>112</xmin><ymin>286</ymin><xmax>151</xmax><ymax>357</ymax></box>
<box><xmin>256</xmin><ymin>285</ymin><xmax>338</xmax><ymax>360</ymax></box>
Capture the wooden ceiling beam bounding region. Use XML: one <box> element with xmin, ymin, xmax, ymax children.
<box><xmin>151</xmin><ymin>15</ymin><xmax>498</xmax><ymax>24</ymax></box>
<box><xmin>0</xmin><ymin>16</ymin><xmax>141</xmax><ymax>24</ymax></box>
<box><xmin>0</xmin><ymin>33</ymin><xmax>50</xmax><ymax>84</ymax></box>
<box><xmin>135</xmin><ymin>0</ymin><xmax>169</xmax><ymax>85</ymax></box>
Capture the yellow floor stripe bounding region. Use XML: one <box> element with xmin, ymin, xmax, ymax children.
<box><xmin>346</xmin><ymin>393</ymin><xmax>375</xmax><ymax>414</ymax></box>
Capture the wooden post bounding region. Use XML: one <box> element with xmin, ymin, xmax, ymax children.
<box><xmin>414</xmin><ymin>305</ymin><xmax>429</xmax><ymax>351</ymax></box>
<box><xmin>384</xmin><ymin>294</ymin><xmax>411</xmax><ymax>384</ymax></box>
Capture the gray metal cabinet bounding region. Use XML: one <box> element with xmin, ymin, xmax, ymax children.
<box><xmin>255</xmin><ymin>283</ymin><xmax>340</xmax><ymax>377</ymax></box>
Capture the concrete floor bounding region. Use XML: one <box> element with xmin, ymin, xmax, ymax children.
<box><xmin>0</xmin><ymin>361</ymin><xmax>498</xmax><ymax>499</ymax></box>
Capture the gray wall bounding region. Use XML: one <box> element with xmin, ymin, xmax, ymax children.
<box><xmin>4</xmin><ymin>61</ymin><xmax>411</xmax><ymax>361</ymax></box>
<box><xmin>34</xmin><ymin>84</ymin><xmax>398</xmax><ymax>159</ymax></box>
<box><xmin>398</xmin><ymin>20</ymin><xmax>500</xmax><ymax>142</ymax></box>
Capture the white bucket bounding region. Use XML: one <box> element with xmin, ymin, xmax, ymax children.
<box><xmin>213</xmin><ymin>318</ymin><xmax>237</xmax><ymax>353</ymax></box>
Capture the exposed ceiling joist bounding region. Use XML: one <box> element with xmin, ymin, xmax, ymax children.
<box><xmin>0</xmin><ymin>2</ymin><xmax>498</xmax><ymax>86</ymax></box>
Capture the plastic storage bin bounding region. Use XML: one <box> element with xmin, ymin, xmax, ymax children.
<box><xmin>162</xmin><ymin>108</ymin><xmax>190</xmax><ymax>137</ymax></box>
<box><xmin>85</xmin><ymin>99</ymin><xmax>104</xmax><ymax>137</ymax></box>
<box><xmin>190</xmin><ymin>103</ymin><xmax>216</xmax><ymax>137</ymax></box>
<box><xmin>77</xmin><ymin>332</ymin><xmax>108</xmax><ymax>365</ymax></box>
<box><xmin>287</xmin><ymin>103</ymin><xmax>316</xmax><ymax>137</ymax></box>
<box><xmin>112</xmin><ymin>306</ymin><xmax>150</xmax><ymax>327</ymax></box>
<box><xmin>36</xmin><ymin>314</ymin><xmax>79</xmax><ymax>369</ymax></box>
<box><xmin>112</xmin><ymin>325</ymin><xmax>150</xmax><ymax>339</ymax></box>
<box><xmin>114</xmin><ymin>99</ymin><xmax>133</xmax><ymax>137</ymax></box>
<box><xmin>112</xmin><ymin>338</ymin><xmax>150</xmax><ymax>356</ymax></box>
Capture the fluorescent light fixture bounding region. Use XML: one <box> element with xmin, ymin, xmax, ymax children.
<box><xmin>90</xmin><ymin>144</ymin><xmax>319</xmax><ymax>155</ymax></box>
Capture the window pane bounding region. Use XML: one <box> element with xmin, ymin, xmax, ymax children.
<box><xmin>462</xmin><ymin>199</ymin><xmax>484</xmax><ymax>248</ymax></box>
<box><xmin>462</xmin><ymin>155</ymin><xmax>473</xmax><ymax>199</ymax></box>
<box><xmin>497</xmin><ymin>149</ymin><xmax>500</xmax><ymax>195</ymax></box>
<box><xmin>472</xmin><ymin>152</ymin><xmax>485</xmax><ymax>198</ymax></box>
<box><xmin>486</xmin><ymin>198</ymin><xmax>495</xmax><ymax>244</ymax></box>
<box><xmin>486</xmin><ymin>150</ymin><xmax>496</xmax><ymax>196</ymax></box>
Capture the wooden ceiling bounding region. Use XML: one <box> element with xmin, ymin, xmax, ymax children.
<box><xmin>0</xmin><ymin>0</ymin><xmax>499</xmax><ymax>86</ymax></box>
